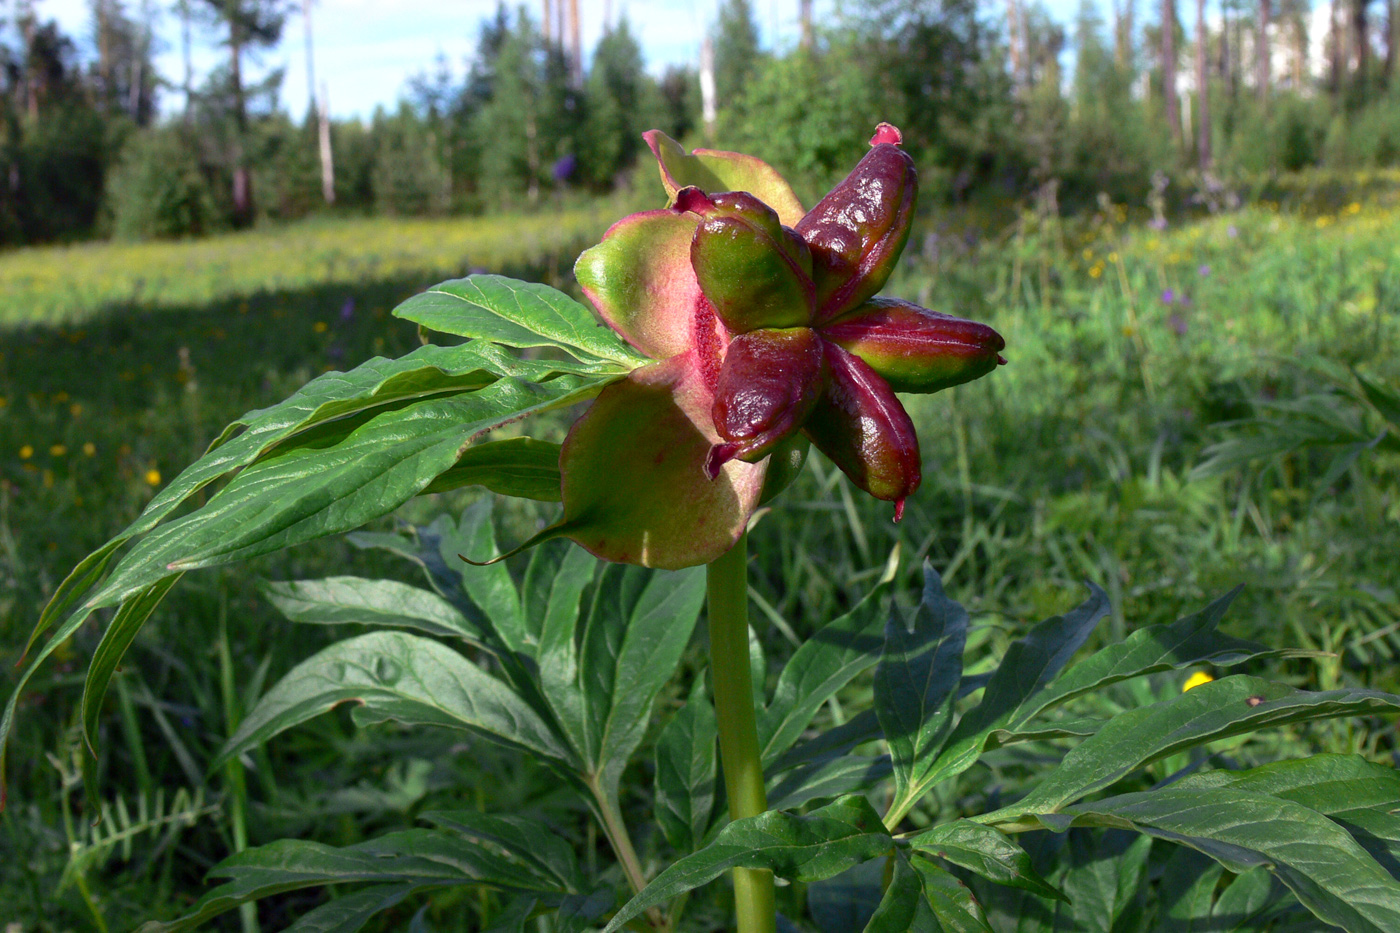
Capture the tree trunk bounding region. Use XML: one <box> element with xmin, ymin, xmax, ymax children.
<box><xmin>1164</xmin><ymin>0</ymin><xmax>1181</xmax><ymax>146</ymax></box>
<box><xmin>181</xmin><ymin>0</ymin><xmax>194</xmax><ymax>119</ymax></box>
<box><xmin>800</xmin><ymin>0</ymin><xmax>813</xmax><ymax>49</ymax></box>
<box><xmin>1331</xmin><ymin>0</ymin><xmax>1344</xmax><ymax>93</ymax></box>
<box><xmin>230</xmin><ymin>17</ymin><xmax>253</xmax><ymax>227</ymax></box>
<box><xmin>1353</xmin><ymin>0</ymin><xmax>1370</xmax><ymax>86</ymax></box>
<box><xmin>1115</xmin><ymin>0</ymin><xmax>1136</xmax><ymax>69</ymax></box>
<box><xmin>567</xmin><ymin>0</ymin><xmax>582</xmax><ymax>88</ymax></box>
<box><xmin>543</xmin><ymin>0</ymin><xmax>553</xmax><ymax>43</ymax></box>
<box><xmin>701</xmin><ymin>35</ymin><xmax>717</xmax><ymax>136</ymax></box>
<box><xmin>1258</xmin><ymin>0</ymin><xmax>1271</xmax><ymax>96</ymax></box>
<box><xmin>1197</xmin><ymin>0</ymin><xmax>1211</xmax><ymax>167</ymax></box>
<box><xmin>1009</xmin><ymin>0</ymin><xmax>1023</xmax><ymax>87</ymax></box>
<box><xmin>319</xmin><ymin>81</ymin><xmax>335</xmax><ymax>205</ymax></box>
<box><xmin>1386</xmin><ymin>0</ymin><xmax>1395</xmax><ymax>80</ymax></box>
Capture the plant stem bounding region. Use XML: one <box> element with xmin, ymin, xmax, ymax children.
<box><xmin>707</xmin><ymin>532</ymin><xmax>776</xmax><ymax>933</ymax></box>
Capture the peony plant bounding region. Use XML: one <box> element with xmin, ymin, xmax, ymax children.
<box><xmin>4</xmin><ymin>128</ymin><xmax>1399</xmax><ymax>933</ymax></box>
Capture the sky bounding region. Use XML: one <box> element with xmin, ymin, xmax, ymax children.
<box><xmin>34</xmin><ymin>0</ymin><xmax>836</xmax><ymax>120</ymax></box>
<box><xmin>30</xmin><ymin>0</ymin><xmax>1330</xmax><ymax>120</ymax></box>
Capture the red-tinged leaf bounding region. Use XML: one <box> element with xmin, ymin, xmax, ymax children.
<box><xmin>797</xmin><ymin>131</ymin><xmax>917</xmax><ymax>323</ymax></box>
<box><xmin>643</xmin><ymin>129</ymin><xmax>806</xmax><ymax>226</ymax></box>
<box><xmin>823</xmin><ymin>297</ymin><xmax>1006</xmax><ymax>394</ymax></box>
<box><xmin>804</xmin><ymin>342</ymin><xmax>921</xmax><ymax>511</ymax></box>
<box><xmin>556</xmin><ymin>352</ymin><xmax>767</xmax><ymax>569</ymax></box>
<box><xmin>709</xmin><ymin>327</ymin><xmax>826</xmax><ymax>474</ymax></box>
<box><xmin>574</xmin><ymin>209</ymin><xmax>705</xmax><ymax>361</ymax></box>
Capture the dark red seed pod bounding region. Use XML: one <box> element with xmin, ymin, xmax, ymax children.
<box><xmin>707</xmin><ymin>327</ymin><xmax>826</xmax><ymax>477</ymax></box>
<box><xmin>796</xmin><ymin>123</ymin><xmax>917</xmax><ymax>324</ymax></box>
<box><xmin>802</xmin><ymin>340</ymin><xmax>921</xmax><ymax>519</ymax></box>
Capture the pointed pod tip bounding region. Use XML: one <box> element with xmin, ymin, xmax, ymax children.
<box><xmin>705</xmin><ymin>443</ymin><xmax>740</xmax><ymax>480</ymax></box>
<box><xmin>893</xmin><ymin>498</ymin><xmax>906</xmax><ymax>522</ymax></box>
<box><xmin>675</xmin><ymin>186</ymin><xmax>715</xmax><ymax>214</ymax></box>
<box><xmin>870</xmin><ymin>123</ymin><xmax>904</xmax><ymax>147</ymax></box>
<box><xmin>997</xmin><ymin>354</ymin><xmax>1008</xmax><ymax>366</ymax></box>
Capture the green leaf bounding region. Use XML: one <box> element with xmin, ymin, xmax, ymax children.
<box><xmin>1355</xmin><ymin>370</ymin><xmax>1400</xmax><ymax>430</ymax></box>
<box><xmin>80</xmin><ymin>574</ymin><xmax>183</xmax><ymax>760</ymax></box>
<box><xmin>983</xmin><ymin>717</ymin><xmax>1103</xmax><ymax>749</ymax></box>
<box><xmin>1027</xmin><ymin>786</ymin><xmax>1400</xmax><ymax>933</ymax></box>
<box><xmin>138</xmin><ymin>829</ymin><xmax>564</xmax><ymax>933</ymax></box>
<box><xmin>809</xmin><ymin>860</ymin><xmax>886</xmax><ymax>933</ymax></box>
<box><xmin>1050</xmin><ymin>831</ymin><xmax>1151</xmax><ymax>933</ymax></box>
<box><xmin>419</xmin><ymin>437</ymin><xmax>562</xmax><ymax>501</ymax></box>
<box><xmin>577</xmin><ymin>565</ymin><xmax>707</xmax><ymax>795</ymax></box>
<box><xmin>877</xmin><ymin>564</ymin><xmax>968</xmax><ymax>821</ymax></box>
<box><xmin>602</xmin><ymin>796</ymin><xmax>894</xmax><ymax>933</ymax></box>
<box><xmin>1210</xmin><ymin>868</ymin><xmax>1281</xmax><ymax>932</ymax></box>
<box><xmin>281</xmin><ymin>884</ymin><xmax>418</xmax><ymax>933</ymax></box>
<box><xmin>758</xmin><ymin>573</ymin><xmax>894</xmax><ymax>764</ymax></box>
<box><xmin>1157</xmin><ymin>847</ymin><xmax>1225</xmax><ymax>932</ymax></box>
<box><xmin>420</xmin><ymin>810</ymin><xmax>582</xmax><ymax>891</ymax></box>
<box><xmin>261</xmin><ymin>576</ymin><xmax>483</xmax><ymax>643</ymax></box>
<box><xmin>215</xmin><ymin>631</ymin><xmax>572</xmax><ymax>768</ymax></box>
<box><xmin>1172</xmin><ymin>755</ymin><xmax>1400</xmax><ymax>872</ymax></box>
<box><xmin>863</xmin><ymin>853</ymin><xmax>940</xmax><ymax>932</ymax></box>
<box><xmin>910</xmin><ymin>856</ymin><xmax>996</xmax><ymax>933</ymax></box>
<box><xmin>392</xmin><ymin>274</ymin><xmax>648</xmax><ymax>367</ymax></box>
<box><xmin>482</xmin><ymin>898</ymin><xmax>538</xmax><ymax>933</ymax></box>
<box><xmin>531</xmin><ymin>543</ymin><xmax>598</xmax><ymax>752</ymax></box>
<box><xmin>906</xmin><ymin>820</ymin><xmax>1065</xmax><ymax>903</ymax></box>
<box><xmin>917</xmin><ymin>585</ymin><xmax>1109</xmax><ymax>794</ymax></box>
<box><xmin>768</xmin><ymin>754</ymin><xmax>893</xmax><ymax>812</ymax></box>
<box><xmin>19</xmin><ymin>536</ymin><xmax>124</xmax><ymax>658</ymax></box>
<box><xmin>997</xmin><ymin>675</ymin><xmax>1400</xmax><ymax>814</ymax></box>
<box><xmin>653</xmin><ymin>680</ymin><xmax>718</xmax><ymax>853</ymax></box>
<box><xmin>134</xmin><ymin>342</ymin><xmax>615</xmax><ymax>549</ymax></box>
<box><xmin>771</xmin><ymin>709</ymin><xmax>882</xmax><ymax>774</ymax></box>
<box><xmin>1014</xmin><ymin>586</ymin><xmax>1317</xmax><ymax>726</ymax></box>
<box><xmin>553</xmin><ymin>887</ymin><xmax>616</xmax><ymax>933</ymax></box>
<box><xmin>443</xmin><ymin>502</ymin><xmax>530</xmax><ymax>657</ymax></box>
<box><xmin>88</xmin><ymin>372</ymin><xmax>607</xmax><ymax>610</ymax></box>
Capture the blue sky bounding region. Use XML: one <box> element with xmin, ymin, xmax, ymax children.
<box><xmin>39</xmin><ymin>0</ymin><xmax>1142</xmax><ymax>120</ymax></box>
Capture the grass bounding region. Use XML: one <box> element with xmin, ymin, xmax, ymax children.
<box><xmin>0</xmin><ymin>204</ymin><xmax>623</xmax><ymax>328</ymax></box>
<box><xmin>2</xmin><ymin>188</ymin><xmax>1398</xmax><ymax>930</ymax></box>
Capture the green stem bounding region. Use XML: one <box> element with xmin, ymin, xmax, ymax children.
<box><xmin>707</xmin><ymin>532</ymin><xmax>776</xmax><ymax>933</ymax></box>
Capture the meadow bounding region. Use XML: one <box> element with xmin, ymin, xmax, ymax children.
<box><xmin>1</xmin><ymin>184</ymin><xmax>1398</xmax><ymax>931</ymax></box>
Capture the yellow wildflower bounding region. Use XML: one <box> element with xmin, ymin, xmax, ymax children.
<box><xmin>145</xmin><ymin>468</ymin><xmax>161</xmax><ymax>486</ymax></box>
<box><xmin>1183</xmin><ymin>671</ymin><xmax>1214</xmax><ymax>692</ymax></box>
<box><xmin>313</xmin><ymin>321</ymin><xmax>329</xmax><ymax>333</ymax></box>
<box><xmin>49</xmin><ymin>444</ymin><xmax>67</xmax><ymax>457</ymax></box>
<box><xmin>83</xmin><ymin>442</ymin><xmax>96</xmax><ymax>457</ymax></box>
<box><xmin>19</xmin><ymin>445</ymin><xmax>33</xmax><ymax>459</ymax></box>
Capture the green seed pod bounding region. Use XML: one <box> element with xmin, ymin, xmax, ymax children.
<box><xmin>822</xmin><ymin>297</ymin><xmax>1006</xmax><ymax>394</ymax></box>
<box><xmin>687</xmin><ymin>190</ymin><xmax>816</xmax><ymax>334</ymax></box>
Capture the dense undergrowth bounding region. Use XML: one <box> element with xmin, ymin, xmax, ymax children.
<box><xmin>1</xmin><ymin>183</ymin><xmax>1396</xmax><ymax>930</ymax></box>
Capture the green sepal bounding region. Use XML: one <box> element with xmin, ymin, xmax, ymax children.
<box><xmin>574</xmin><ymin>209</ymin><xmax>702</xmax><ymax>362</ymax></box>
<box><xmin>643</xmin><ymin>129</ymin><xmax>806</xmax><ymax>226</ymax></box>
<box><xmin>555</xmin><ymin>352</ymin><xmax>767</xmax><ymax>569</ymax></box>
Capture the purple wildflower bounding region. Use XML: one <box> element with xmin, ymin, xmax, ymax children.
<box><xmin>1169</xmin><ymin>313</ymin><xmax>1188</xmax><ymax>335</ymax></box>
<box><xmin>1198</xmin><ymin>265</ymin><xmax>1211</xmax><ymax>277</ymax></box>
<box><xmin>1162</xmin><ymin>288</ymin><xmax>1176</xmax><ymax>304</ymax></box>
